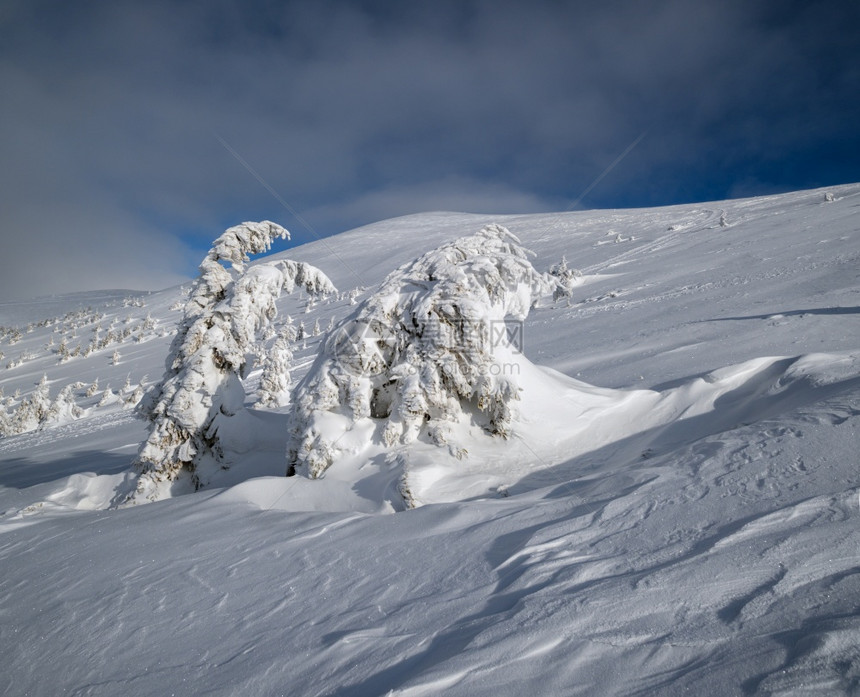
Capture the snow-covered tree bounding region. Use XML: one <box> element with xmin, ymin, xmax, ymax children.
<box><xmin>0</xmin><ymin>405</ymin><xmax>9</xmax><ymax>437</ymax></box>
<box><xmin>257</xmin><ymin>322</ymin><xmax>297</xmax><ymax>408</ymax></box>
<box><xmin>286</xmin><ymin>223</ymin><xmax>556</xmax><ymax>479</ymax></box>
<box><xmin>549</xmin><ymin>255</ymin><xmax>582</xmax><ymax>303</ymax></box>
<box><xmin>134</xmin><ymin>221</ymin><xmax>336</xmax><ymax>499</ymax></box>
<box><xmin>42</xmin><ymin>383</ymin><xmax>85</xmax><ymax>427</ymax></box>
<box><xmin>7</xmin><ymin>375</ymin><xmax>52</xmax><ymax>434</ymax></box>
<box><xmin>56</xmin><ymin>339</ymin><xmax>69</xmax><ymax>362</ymax></box>
<box><xmin>98</xmin><ymin>385</ymin><xmax>118</xmax><ymax>408</ymax></box>
<box><xmin>124</xmin><ymin>378</ymin><xmax>146</xmax><ymax>409</ymax></box>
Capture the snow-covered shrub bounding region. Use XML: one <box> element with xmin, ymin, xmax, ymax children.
<box><xmin>549</xmin><ymin>255</ymin><xmax>582</xmax><ymax>303</ymax></box>
<box><xmin>98</xmin><ymin>385</ymin><xmax>118</xmax><ymax>407</ymax></box>
<box><xmin>134</xmin><ymin>221</ymin><xmax>336</xmax><ymax>498</ymax></box>
<box><xmin>8</xmin><ymin>375</ymin><xmax>52</xmax><ymax>434</ymax></box>
<box><xmin>124</xmin><ymin>379</ymin><xmax>146</xmax><ymax>409</ymax></box>
<box><xmin>287</xmin><ymin>223</ymin><xmax>556</xmax><ymax>479</ymax></box>
<box><xmin>42</xmin><ymin>383</ymin><xmax>85</xmax><ymax>427</ymax></box>
<box><xmin>1</xmin><ymin>376</ymin><xmax>86</xmax><ymax>435</ymax></box>
<box><xmin>0</xmin><ymin>405</ymin><xmax>9</xmax><ymax>437</ymax></box>
<box><xmin>257</xmin><ymin>322</ymin><xmax>297</xmax><ymax>408</ymax></box>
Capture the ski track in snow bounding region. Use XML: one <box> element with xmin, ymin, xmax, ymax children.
<box><xmin>1</xmin><ymin>184</ymin><xmax>859</xmax><ymax>696</ymax></box>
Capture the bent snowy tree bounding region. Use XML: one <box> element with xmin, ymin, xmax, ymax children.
<box><xmin>134</xmin><ymin>221</ymin><xmax>335</xmax><ymax>500</ymax></box>
<box><xmin>287</xmin><ymin>223</ymin><xmax>558</xmax><ymax>479</ymax></box>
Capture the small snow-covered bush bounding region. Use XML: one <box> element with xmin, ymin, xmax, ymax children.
<box><xmin>287</xmin><ymin>223</ymin><xmax>557</xmax><ymax>479</ymax></box>
<box><xmin>134</xmin><ymin>221</ymin><xmax>336</xmax><ymax>499</ymax></box>
<box><xmin>257</xmin><ymin>321</ymin><xmax>297</xmax><ymax>408</ymax></box>
<box><xmin>98</xmin><ymin>385</ymin><xmax>118</xmax><ymax>407</ymax></box>
<box><xmin>42</xmin><ymin>383</ymin><xmax>85</xmax><ymax>427</ymax></box>
<box><xmin>0</xmin><ymin>406</ymin><xmax>9</xmax><ymax>437</ymax></box>
<box><xmin>7</xmin><ymin>375</ymin><xmax>52</xmax><ymax>434</ymax></box>
<box><xmin>549</xmin><ymin>255</ymin><xmax>582</xmax><ymax>303</ymax></box>
<box><xmin>124</xmin><ymin>378</ymin><xmax>146</xmax><ymax>409</ymax></box>
<box><xmin>0</xmin><ymin>377</ymin><xmax>87</xmax><ymax>435</ymax></box>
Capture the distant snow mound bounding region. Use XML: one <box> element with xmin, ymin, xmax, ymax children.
<box><xmin>287</xmin><ymin>223</ymin><xmax>558</xmax><ymax>482</ymax></box>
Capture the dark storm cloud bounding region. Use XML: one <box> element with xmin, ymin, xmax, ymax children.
<box><xmin>1</xmin><ymin>0</ymin><xmax>858</xmax><ymax>300</ymax></box>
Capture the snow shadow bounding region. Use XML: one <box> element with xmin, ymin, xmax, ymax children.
<box><xmin>708</xmin><ymin>306</ymin><xmax>860</xmax><ymax>321</ymax></box>
<box><xmin>0</xmin><ymin>449</ymin><xmax>133</xmax><ymax>489</ymax></box>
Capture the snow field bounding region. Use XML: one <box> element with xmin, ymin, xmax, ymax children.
<box><xmin>0</xmin><ymin>184</ymin><xmax>859</xmax><ymax>694</ymax></box>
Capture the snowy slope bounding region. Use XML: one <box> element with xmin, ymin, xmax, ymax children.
<box><xmin>1</xmin><ymin>184</ymin><xmax>859</xmax><ymax>695</ymax></box>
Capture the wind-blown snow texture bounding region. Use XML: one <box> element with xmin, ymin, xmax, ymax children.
<box><xmin>1</xmin><ymin>185</ymin><xmax>859</xmax><ymax>696</ymax></box>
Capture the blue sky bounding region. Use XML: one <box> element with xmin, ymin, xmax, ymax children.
<box><xmin>1</xmin><ymin>0</ymin><xmax>859</xmax><ymax>300</ymax></box>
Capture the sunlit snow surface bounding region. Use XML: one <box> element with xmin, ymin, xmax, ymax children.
<box><xmin>1</xmin><ymin>185</ymin><xmax>859</xmax><ymax>695</ymax></box>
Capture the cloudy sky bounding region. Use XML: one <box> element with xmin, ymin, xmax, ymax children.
<box><xmin>1</xmin><ymin>0</ymin><xmax>859</xmax><ymax>301</ymax></box>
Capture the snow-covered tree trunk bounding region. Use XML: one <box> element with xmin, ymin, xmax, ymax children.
<box><xmin>134</xmin><ymin>221</ymin><xmax>336</xmax><ymax>500</ymax></box>
<box><xmin>287</xmin><ymin>223</ymin><xmax>557</xmax><ymax>480</ymax></box>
